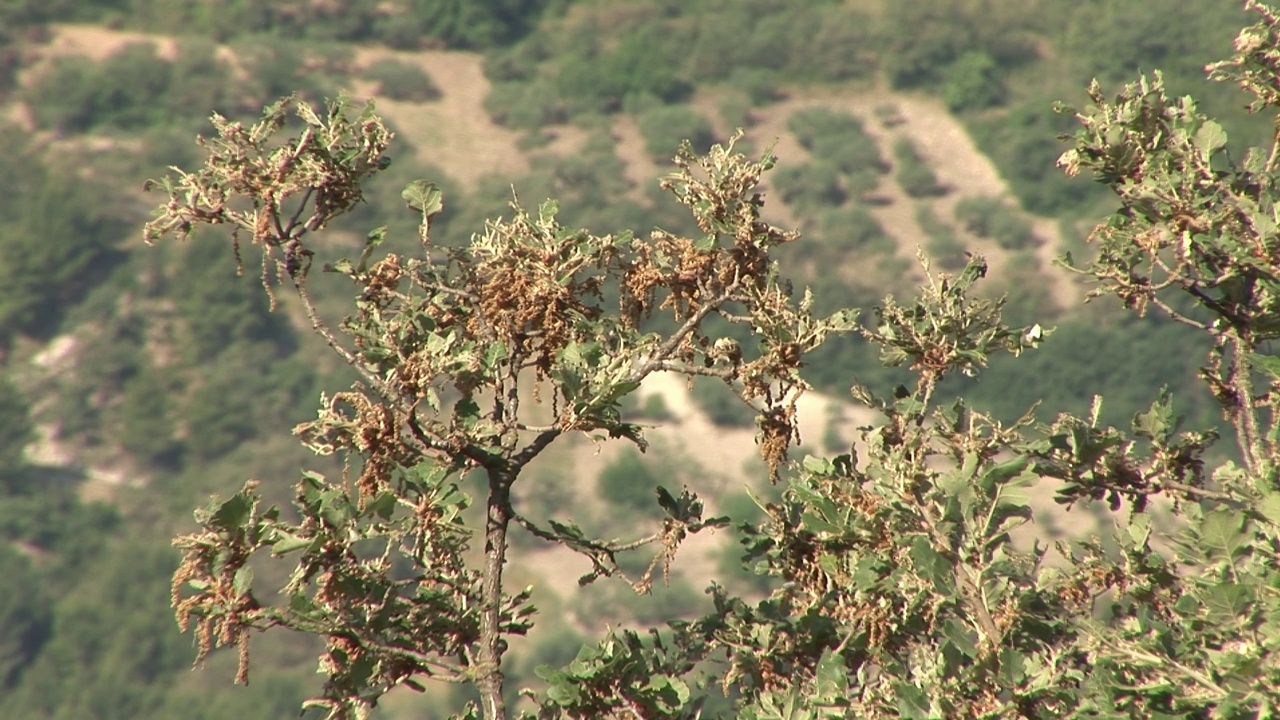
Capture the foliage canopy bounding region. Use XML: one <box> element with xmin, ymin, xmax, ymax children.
<box><xmin>146</xmin><ymin>4</ymin><xmax>1280</xmax><ymax>718</ymax></box>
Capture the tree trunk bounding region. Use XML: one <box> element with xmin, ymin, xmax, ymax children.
<box><xmin>476</xmin><ymin>469</ymin><xmax>513</xmax><ymax>720</ymax></box>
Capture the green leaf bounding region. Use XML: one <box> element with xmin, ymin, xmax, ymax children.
<box><xmin>484</xmin><ymin>342</ymin><xmax>507</xmax><ymax>372</ymax></box>
<box><xmin>814</xmin><ymin>649</ymin><xmax>849</xmax><ymax>697</ymax></box>
<box><xmin>548</xmin><ymin>519</ymin><xmax>586</xmax><ymax>541</ymax></box>
<box><xmin>211</xmin><ymin>491</ymin><xmax>254</xmax><ymax>534</ymax></box>
<box><xmin>909</xmin><ymin>537</ymin><xmax>953</xmax><ymax>593</ymax></box>
<box><xmin>1202</xmin><ymin>583</ymin><xmax>1253</xmax><ymax>623</ymax></box>
<box><xmin>852</xmin><ymin>556</ymin><xmax>885</xmax><ymax>590</ymax></box>
<box><xmin>1199</xmin><ymin>510</ymin><xmax>1248</xmax><ymax>560</ymax></box>
<box><xmin>1194</xmin><ymin>120</ymin><xmax>1228</xmax><ymax>156</ymax></box>
<box><xmin>665</xmin><ymin>676</ymin><xmax>691</xmax><ymax>704</ymax></box>
<box><xmin>1249</xmin><ymin>352</ymin><xmax>1280</xmax><ymax>382</ymax></box>
<box><xmin>802</xmin><ymin>455</ymin><xmax>833</xmax><ymax>475</ymax></box>
<box><xmin>454</xmin><ymin>396</ymin><xmax>481</xmax><ymax>427</ymax></box>
<box><xmin>1133</xmin><ymin>388</ymin><xmax>1176</xmax><ymax>443</ymax></box>
<box><xmin>357</xmin><ymin>225</ymin><xmax>388</xmax><ymax>272</ymax></box>
<box><xmin>325</xmin><ymin>258</ymin><xmax>355</xmax><ymax>275</ymax></box>
<box><xmin>978</xmin><ymin>455</ymin><xmax>1031</xmax><ymax>495</ymax></box>
<box><xmin>998</xmin><ymin>647</ymin><xmax>1026</xmax><ymax>685</ymax></box>
<box><xmin>895</xmin><ymin>683</ymin><xmax>932</xmax><ymax>719</ymax></box>
<box><xmin>545</xmin><ymin>681</ymin><xmax>581</xmax><ymax>704</ymax></box>
<box><xmin>538</xmin><ymin>199</ymin><xmax>559</xmax><ymax>222</ymax></box>
<box><xmin>366</xmin><ymin>491</ymin><xmax>396</xmax><ymax>520</ymax></box>
<box><xmin>801</xmin><ymin>511</ymin><xmax>841</xmax><ymax>536</ymax></box>
<box><xmin>942</xmin><ymin>619</ymin><xmax>978</xmax><ymax>658</ymax></box>
<box><xmin>289</xmin><ymin>592</ymin><xmax>322</xmax><ymax>619</ymax></box>
<box><xmin>402</xmin><ymin>461</ymin><xmax>449</xmax><ymax>491</ymax></box>
<box><xmin>402</xmin><ymin>180</ymin><xmax>444</xmax><ymax>217</ymax></box>
<box><xmin>271</xmin><ymin>532</ymin><xmax>312</xmax><ymax>555</ymax></box>
<box><xmin>560</xmin><ymin>341</ymin><xmax>602</xmax><ymax>368</ymax></box>
<box><xmin>232</xmin><ymin>566</ymin><xmax>253</xmax><ymax>597</ymax></box>
<box><xmin>1259</xmin><ymin>492</ymin><xmax>1280</xmax><ymax>526</ymax></box>
<box><xmin>319</xmin><ymin>493</ymin><xmax>352</xmax><ymax>529</ymax></box>
<box><xmin>655</xmin><ymin>486</ymin><xmax>679</xmax><ymax>515</ymax></box>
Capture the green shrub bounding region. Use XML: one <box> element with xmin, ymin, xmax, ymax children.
<box><xmin>0</xmin><ymin>543</ymin><xmax>52</xmax><ymax>687</ymax></box>
<box><xmin>0</xmin><ymin>375</ymin><xmax>32</xmax><ymax>476</ymax></box>
<box><xmin>689</xmin><ymin>377</ymin><xmax>755</xmax><ymax>428</ymax></box>
<box><xmin>874</xmin><ymin>103</ymin><xmax>905</xmax><ymax>128</ymax></box>
<box><xmin>788</xmin><ymin>107</ymin><xmax>867</xmax><ymax>150</ymax></box>
<box><xmin>718</xmin><ymin>92</ymin><xmax>756</xmax><ymax>129</ymax></box>
<box><xmin>844</xmin><ymin>169</ymin><xmax>881</xmax><ymax>200</ymax></box>
<box><xmin>557</xmin><ymin>26</ymin><xmax>691</xmax><ymax>114</ymax></box>
<box><xmin>989</xmin><ymin>208</ymin><xmax>1036</xmax><ymax>249</ymax></box>
<box><xmin>771</xmin><ymin>161</ymin><xmax>846</xmax><ymax>214</ymax></box>
<box><xmin>893</xmin><ymin>137</ymin><xmax>946</xmax><ymax>197</ymax></box>
<box><xmin>118</xmin><ymin>369</ymin><xmax>182</xmax><ymax>468</ymax></box>
<box><xmin>362</xmin><ymin>58</ymin><xmax>440</xmax><ymax>102</ymax></box>
<box><xmin>821</xmin><ymin>404</ymin><xmax>846</xmax><ymax>454</ymax></box>
<box><xmin>484</xmin><ymin>79</ymin><xmax>567</xmax><ymax>129</ymax></box>
<box><xmin>943</xmin><ymin>51</ymin><xmax>1006</xmax><ymax>112</ymax></box>
<box><xmin>23</xmin><ymin>39</ymin><xmax>242</xmax><ymax>132</ymax></box>
<box><xmin>0</xmin><ymin>166</ymin><xmax>122</xmax><ymax>339</ymax></box>
<box><xmin>917</xmin><ymin>205</ymin><xmax>968</xmax><ymax>271</ymax></box>
<box><xmin>596</xmin><ymin>449</ymin><xmax>663</xmax><ymax>516</ymax></box>
<box><xmin>511</xmin><ymin>469</ymin><xmax>577</xmax><ymax>549</ymax></box>
<box><xmin>818</xmin><ymin>206</ymin><xmax>894</xmax><ymax>255</ymax></box>
<box><xmin>516</xmin><ymin>130</ymin><xmax>556</xmax><ymax>152</ymax></box>
<box><xmin>636</xmin><ymin>105</ymin><xmax>715</xmax><ymax>161</ymax></box>
<box><xmin>728</xmin><ymin>67</ymin><xmax>784</xmax><ymax>106</ymax></box>
<box><xmin>955</xmin><ymin>195</ymin><xmax>1036</xmax><ymax>249</ymax></box>
<box><xmin>953</xmin><ymin>195</ymin><xmax>1004</xmax><ymax>236</ymax></box>
<box><xmin>788</xmin><ymin>108</ymin><xmax>887</xmax><ymax>174</ymax></box>
<box><xmin>639</xmin><ymin>393</ymin><xmax>675</xmax><ymax>422</ymax></box>
<box><xmin>967</xmin><ymin>98</ymin><xmax>1104</xmax><ymax>216</ymax></box>
<box><xmin>483</xmin><ymin>36</ymin><xmax>550</xmax><ymax>83</ymax></box>
<box><xmin>184</xmin><ymin>371</ymin><xmax>257</xmax><ymax>462</ymax></box>
<box><xmin>577</xmin><ymin>575</ymin><xmax>703</xmax><ymax>626</ymax></box>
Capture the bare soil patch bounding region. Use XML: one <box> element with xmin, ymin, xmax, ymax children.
<box><xmin>351</xmin><ymin>47</ymin><xmax>529</xmax><ymax>189</ymax></box>
<box><xmin>690</xmin><ymin>87</ymin><xmax>1082</xmax><ymax>309</ymax></box>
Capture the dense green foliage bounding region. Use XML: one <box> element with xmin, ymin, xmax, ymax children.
<box><xmin>0</xmin><ymin>137</ymin><xmax>125</xmax><ymax>342</ymax></box>
<box><xmin>6</xmin><ymin>0</ymin><xmax>560</xmax><ymax>48</ymax></box>
<box><xmin>362</xmin><ymin>59</ymin><xmax>442</xmax><ymax>103</ymax></box>
<box><xmin>954</xmin><ymin>196</ymin><xmax>1036</xmax><ymax>250</ymax></box>
<box><xmin>22</xmin><ymin>39</ymin><xmax>264</xmax><ymax>132</ymax></box>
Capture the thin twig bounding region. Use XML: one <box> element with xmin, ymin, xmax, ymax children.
<box><xmin>648</xmin><ymin>360</ymin><xmax>738</xmax><ymax>379</ymax></box>
<box><xmin>1231</xmin><ymin>330</ymin><xmax>1263</xmax><ymax>474</ymax></box>
<box><xmin>1159</xmin><ymin>480</ymin><xmax>1237</xmax><ymax>503</ymax></box>
<box><xmin>1149</xmin><ymin>296</ymin><xmax>1212</xmax><ymax>331</ymax></box>
<box><xmin>292</xmin><ymin>276</ymin><xmax>403</xmax><ymax>408</ymax></box>
<box><xmin>283</xmin><ymin>186</ymin><xmax>316</xmax><ymax>239</ymax></box>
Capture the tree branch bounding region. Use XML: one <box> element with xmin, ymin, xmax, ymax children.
<box><xmin>512</xmin><ymin>428</ymin><xmax>562</xmax><ymax>468</ymax></box>
<box><xmin>627</xmin><ymin>285</ymin><xmax>739</xmax><ymax>384</ymax></box>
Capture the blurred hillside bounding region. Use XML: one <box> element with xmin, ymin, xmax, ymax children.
<box><xmin>0</xmin><ymin>1</ymin><xmax>1261</xmax><ymax>717</ymax></box>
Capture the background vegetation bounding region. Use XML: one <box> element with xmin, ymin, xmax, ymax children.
<box><xmin>0</xmin><ymin>1</ymin><xmax>1267</xmax><ymax>717</ymax></box>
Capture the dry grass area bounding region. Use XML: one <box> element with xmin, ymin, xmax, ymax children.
<box><xmin>350</xmin><ymin>46</ymin><xmax>530</xmax><ymax>188</ymax></box>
